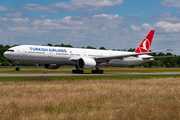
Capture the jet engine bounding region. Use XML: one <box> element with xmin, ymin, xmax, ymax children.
<box><xmin>77</xmin><ymin>58</ymin><xmax>96</xmax><ymax>69</ymax></box>
<box><xmin>44</xmin><ymin>64</ymin><xmax>62</xmax><ymax>69</ymax></box>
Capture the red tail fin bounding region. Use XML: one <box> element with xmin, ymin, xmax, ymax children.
<box><xmin>134</xmin><ymin>30</ymin><xmax>155</xmax><ymax>53</ymax></box>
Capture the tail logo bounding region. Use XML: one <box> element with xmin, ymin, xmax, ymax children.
<box><xmin>134</xmin><ymin>30</ymin><xmax>154</xmax><ymax>53</ymax></box>
<box><xmin>141</xmin><ymin>38</ymin><xmax>150</xmax><ymax>51</ymax></box>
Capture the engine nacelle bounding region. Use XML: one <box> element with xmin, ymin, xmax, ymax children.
<box><xmin>44</xmin><ymin>64</ymin><xmax>62</xmax><ymax>69</ymax></box>
<box><xmin>77</xmin><ymin>58</ymin><xmax>96</xmax><ymax>69</ymax></box>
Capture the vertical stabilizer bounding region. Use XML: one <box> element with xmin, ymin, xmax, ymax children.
<box><xmin>134</xmin><ymin>30</ymin><xmax>155</xmax><ymax>53</ymax></box>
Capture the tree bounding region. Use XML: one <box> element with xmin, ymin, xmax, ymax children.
<box><xmin>63</xmin><ymin>44</ymin><xmax>73</xmax><ymax>48</ymax></box>
<box><xmin>54</xmin><ymin>44</ymin><xmax>60</xmax><ymax>47</ymax></box>
<box><xmin>5</xmin><ymin>45</ymin><xmax>10</xmax><ymax>48</ymax></box>
<box><xmin>148</xmin><ymin>61</ymin><xmax>155</xmax><ymax>67</ymax></box>
<box><xmin>128</xmin><ymin>48</ymin><xmax>135</xmax><ymax>52</ymax></box>
<box><xmin>166</xmin><ymin>62</ymin><xmax>171</xmax><ymax>68</ymax></box>
<box><xmin>47</xmin><ymin>43</ymin><xmax>53</xmax><ymax>46</ymax></box>
<box><xmin>166</xmin><ymin>53</ymin><xmax>173</xmax><ymax>56</ymax></box>
<box><xmin>86</xmin><ymin>46</ymin><xmax>96</xmax><ymax>49</ymax></box>
<box><xmin>99</xmin><ymin>47</ymin><xmax>106</xmax><ymax>50</ymax></box>
<box><xmin>143</xmin><ymin>63</ymin><xmax>149</xmax><ymax>68</ymax></box>
<box><xmin>158</xmin><ymin>52</ymin><xmax>165</xmax><ymax>56</ymax></box>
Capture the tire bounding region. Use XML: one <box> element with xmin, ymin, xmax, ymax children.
<box><xmin>16</xmin><ymin>67</ymin><xmax>20</xmax><ymax>71</ymax></box>
<box><xmin>100</xmin><ymin>70</ymin><xmax>103</xmax><ymax>74</ymax></box>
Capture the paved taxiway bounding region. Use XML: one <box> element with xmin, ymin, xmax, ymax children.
<box><xmin>0</xmin><ymin>72</ymin><xmax>180</xmax><ymax>77</ymax></box>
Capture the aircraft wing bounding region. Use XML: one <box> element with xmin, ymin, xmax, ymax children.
<box><xmin>143</xmin><ymin>55</ymin><xmax>175</xmax><ymax>59</ymax></box>
<box><xmin>69</xmin><ymin>49</ymin><xmax>173</xmax><ymax>62</ymax></box>
<box><xmin>95</xmin><ymin>49</ymin><xmax>172</xmax><ymax>62</ymax></box>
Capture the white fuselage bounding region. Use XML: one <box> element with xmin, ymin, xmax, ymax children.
<box><xmin>3</xmin><ymin>45</ymin><xmax>153</xmax><ymax>67</ymax></box>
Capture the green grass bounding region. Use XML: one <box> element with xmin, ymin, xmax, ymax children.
<box><xmin>1</xmin><ymin>69</ymin><xmax>180</xmax><ymax>74</ymax></box>
<box><xmin>0</xmin><ymin>75</ymin><xmax>179</xmax><ymax>82</ymax></box>
<box><xmin>1</xmin><ymin>67</ymin><xmax>180</xmax><ymax>74</ymax></box>
<box><xmin>0</xmin><ymin>71</ymin><xmax>72</xmax><ymax>74</ymax></box>
<box><xmin>104</xmin><ymin>69</ymin><xmax>180</xmax><ymax>73</ymax></box>
<box><xmin>1</xmin><ymin>67</ymin><xmax>180</xmax><ymax>73</ymax></box>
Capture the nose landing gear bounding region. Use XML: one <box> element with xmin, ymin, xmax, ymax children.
<box><xmin>15</xmin><ymin>67</ymin><xmax>20</xmax><ymax>71</ymax></box>
<box><xmin>15</xmin><ymin>61</ymin><xmax>20</xmax><ymax>71</ymax></box>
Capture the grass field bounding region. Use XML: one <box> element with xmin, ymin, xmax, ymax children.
<box><xmin>1</xmin><ymin>67</ymin><xmax>180</xmax><ymax>73</ymax></box>
<box><xmin>1</xmin><ymin>76</ymin><xmax>180</xmax><ymax>119</ymax></box>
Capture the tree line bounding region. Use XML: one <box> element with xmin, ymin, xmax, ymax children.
<box><xmin>0</xmin><ymin>44</ymin><xmax>179</xmax><ymax>68</ymax></box>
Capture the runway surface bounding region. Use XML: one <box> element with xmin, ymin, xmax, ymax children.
<box><xmin>0</xmin><ymin>72</ymin><xmax>180</xmax><ymax>77</ymax></box>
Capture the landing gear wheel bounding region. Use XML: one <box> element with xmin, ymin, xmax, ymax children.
<box><xmin>100</xmin><ymin>70</ymin><xmax>103</xmax><ymax>74</ymax></box>
<box><xmin>16</xmin><ymin>67</ymin><xmax>20</xmax><ymax>71</ymax></box>
<box><xmin>72</xmin><ymin>69</ymin><xmax>84</xmax><ymax>74</ymax></box>
<box><xmin>92</xmin><ymin>69</ymin><xmax>103</xmax><ymax>74</ymax></box>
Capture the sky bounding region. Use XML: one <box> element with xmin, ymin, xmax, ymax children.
<box><xmin>0</xmin><ymin>0</ymin><xmax>180</xmax><ymax>55</ymax></box>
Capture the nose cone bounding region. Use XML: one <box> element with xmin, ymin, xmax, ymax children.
<box><xmin>3</xmin><ymin>51</ymin><xmax>8</xmax><ymax>58</ymax></box>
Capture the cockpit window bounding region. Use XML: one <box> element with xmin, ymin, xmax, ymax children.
<box><xmin>7</xmin><ymin>50</ymin><xmax>14</xmax><ymax>52</ymax></box>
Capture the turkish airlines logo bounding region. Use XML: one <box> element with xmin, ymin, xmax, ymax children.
<box><xmin>140</xmin><ymin>38</ymin><xmax>150</xmax><ymax>52</ymax></box>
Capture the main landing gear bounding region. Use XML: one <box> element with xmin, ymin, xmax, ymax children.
<box><xmin>72</xmin><ymin>65</ymin><xmax>84</xmax><ymax>73</ymax></box>
<box><xmin>92</xmin><ymin>64</ymin><xmax>103</xmax><ymax>74</ymax></box>
<box><xmin>72</xmin><ymin>69</ymin><xmax>103</xmax><ymax>74</ymax></box>
<box><xmin>72</xmin><ymin>65</ymin><xmax>103</xmax><ymax>74</ymax></box>
<box><xmin>72</xmin><ymin>69</ymin><xmax>84</xmax><ymax>74</ymax></box>
<box><xmin>92</xmin><ymin>69</ymin><xmax>103</xmax><ymax>74</ymax></box>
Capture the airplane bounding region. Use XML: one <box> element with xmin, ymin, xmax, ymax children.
<box><xmin>3</xmin><ymin>30</ymin><xmax>172</xmax><ymax>74</ymax></box>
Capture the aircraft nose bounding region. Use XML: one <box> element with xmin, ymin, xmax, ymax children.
<box><xmin>3</xmin><ymin>51</ymin><xmax>8</xmax><ymax>58</ymax></box>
